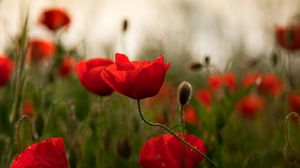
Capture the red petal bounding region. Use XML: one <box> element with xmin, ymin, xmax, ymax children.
<box><xmin>115</xmin><ymin>53</ymin><xmax>134</xmax><ymax>70</ymax></box>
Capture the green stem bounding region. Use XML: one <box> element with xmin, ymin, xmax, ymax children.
<box><xmin>285</xmin><ymin>112</ymin><xmax>299</xmax><ymax>145</ymax></box>
<box><xmin>137</xmin><ymin>99</ymin><xmax>218</xmax><ymax>168</ymax></box>
<box><xmin>179</xmin><ymin>105</ymin><xmax>186</xmax><ymax>168</ymax></box>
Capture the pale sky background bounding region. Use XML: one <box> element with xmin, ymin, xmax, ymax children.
<box><xmin>0</xmin><ymin>0</ymin><xmax>299</xmax><ymax>68</ymax></box>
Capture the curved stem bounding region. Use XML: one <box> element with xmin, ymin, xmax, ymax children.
<box><xmin>137</xmin><ymin>99</ymin><xmax>218</xmax><ymax>168</ymax></box>
<box><xmin>285</xmin><ymin>112</ymin><xmax>299</xmax><ymax>144</ymax></box>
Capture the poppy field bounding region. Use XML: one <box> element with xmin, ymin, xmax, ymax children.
<box><xmin>1</xmin><ymin>3</ymin><xmax>300</xmax><ymax>168</ymax></box>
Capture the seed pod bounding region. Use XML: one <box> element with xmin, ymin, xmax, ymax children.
<box><xmin>189</xmin><ymin>62</ymin><xmax>203</xmax><ymax>71</ymax></box>
<box><xmin>271</xmin><ymin>52</ymin><xmax>278</xmax><ymax>66</ymax></box>
<box><xmin>177</xmin><ymin>81</ymin><xmax>192</xmax><ymax>106</ymax></box>
<box><xmin>204</xmin><ymin>55</ymin><xmax>210</xmax><ymax>65</ymax></box>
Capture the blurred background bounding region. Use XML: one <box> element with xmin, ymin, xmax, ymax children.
<box><xmin>0</xmin><ymin>0</ymin><xmax>299</xmax><ymax>68</ymax></box>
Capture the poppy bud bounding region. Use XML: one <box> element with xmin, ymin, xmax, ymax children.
<box><xmin>117</xmin><ymin>139</ymin><xmax>131</xmax><ymax>159</ymax></box>
<box><xmin>122</xmin><ymin>19</ymin><xmax>128</xmax><ymax>32</ymax></box>
<box><xmin>204</xmin><ymin>55</ymin><xmax>210</xmax><ymax>65</ymax></box>
<box><xmin>189</xmin><ymin>62</ymin><xmax>203</xmax><ymax>71</ymax></box>
<box><xmin>177</xmin><ymin>81</ymin><xmax>192</xmax><ymax>106</ymax></box>
<box><xmin>17</xmin><ymin>116</ymin><xmax>33</xmax><ymax>151</ymax></box>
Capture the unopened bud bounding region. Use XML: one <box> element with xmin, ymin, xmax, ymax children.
<box><xmin>177</xmin><ymin>81</ymin><xmax>192</xmax><ymax>106</ymax></box>
<box><xmin>122</xmin><ymin>19</ymin><xmax>129</xmax><ymax>33</ymax></box>
<box><xmin>271</xmin><ymin>52</ymin><xmax>278</xmax><ymax>66</ymax></box>
<box><xmin>204</xmin><ymin>55</ymin><xmax>210</xmax><ymax>65</ymax></box>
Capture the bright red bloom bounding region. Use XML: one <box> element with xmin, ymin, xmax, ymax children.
<box><xmin>223</xmin><ymin>72</ymin><xmax>236</xmax><ymax>91</ymax></box>
<box><xmin>184</xmin><ymin>106</ymin><xmax>198</xmax><ymax>125</ymax></box>
<box><xmin>40</xmin><ymin>8</ymin><xmax>71</xmax><ymax>31</ymax></box>
<box><xmin>75</xmin><ymin>58</ymin><xmax>114</xmax><ymax>96</ymax></box>
<box><xmin>58</xmin><ymin>56</ymin><xmax>74</xmax><ymax>77</ymax></box>
<box><xmin>0</xmin><ymin>55</ymin><xmax>14</xmax><ymax>87</ymax></box>
<box><xmin>139</xmin><ymin>134</ymin><xmax>206</xmax><ymax>168</ymax></box>
<box><xmin>276</xmin><ymin>23</ymin><xmax>300</xmax><ymax>51</ymax></box>
<box><xmin>28</xmin><ymin>39</ymin><xmax>55</xmax><ymax>63</ymax></box>
<box><xmin>195</xmin><ymin>89</ymin><xmax>212</xmax><ymax>108</ymax></box>
<box><xmin>242</xmin><ymin>72</ymin><xmax>260</xmax><ymax>87</ymax></box>
<box><xmin>208</xmin><ymin>74</ymin><xmax>222</xmax><ymax>91</ymax></box>
<box><xmin>101</xmin><ymin>53</ymin><xmax>170</xmax><ymax>99</ymax></box>
<box><xmin>10</xmin><ymin>137</ymin><xmax>68</xmax><ymax>168</ymax></box>
<box><xmin>288</xmin><ymin>91</ymin><xmax>300</xmax><ymax>113</ymax></box>
<box><xmin>258</xmin><ymin>73</ymin><xmax>283</xmax><ymax>96</ymax></box>
<box><xmin>22</xmin><ymin>99</ymin><xmax>35</xmax><ymax>116</ymax></box>
<box><xmin>236</xmin><ymin>95</ymin><xmax>264</xmax><ymax>118</ymax></box>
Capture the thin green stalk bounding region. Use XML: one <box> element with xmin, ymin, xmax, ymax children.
<box><xmin>285</xmin><ymin>112</ymin><xmax>299</xmax><ymax>144</ymax></box>
<box><xmin>179</xmin><ymin>105</ymin><xmax>186</xmax><ymax>168</ymax></box>
<box><xmin>137</xmin><ymin>99</ymin><xmax>218</xmax><ymax>168</ymax></box>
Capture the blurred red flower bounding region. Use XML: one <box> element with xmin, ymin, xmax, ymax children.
<box><xmin>184</xmin><ymin>106</ymin><xmax>198</xmax><ymax>125</ymax></box>
<box><xmin>208</xmin><ymin>74</ymin><xmax>222</xmax><ymax>91</ymax></box>
<box><xmin>27</xmin><ymin>39</ymin><xmax>55</xmax><ymax>63</ymax></box>
<box><xmin>276</xmin><ymin>23</ymin><xmax>300</xmax><ymax>51</ymax></box>
<box><xmin>195</xmin><ymin>88</ymin><xmax>212</xmax><ymax>108</ymax></box>
<box><xmin>288</xmin><ymin>91</ymin><xmax>300</xmax><ymax>113</ymax></box>
<box><xmin>22</xmin><ymin>99</ymin><xmax>35</xmax><ymax>116</ymax></box>
<box><xmin>101</xmin><ymin>53</ymin><xmax>170</xmax><ymax>99</ymax></box>
<box><xmin>242</xmin><ymin>72</ymin><xmax>260</xmax><ymax>87</ymax></box>
<box><xmin>40</xmin><ymin>8</ymin><xmax>71</xmax><ymax>31</ymax></box>
<box><xmin>139</xmin><ymin>133</ymin><xmax>206</xmax><ymax>168</ymax></box>
<box><xmin>10</xmin><ymin>137</ymin><xmax>68</xmax><ymax>168</ymax></box>
<box><xmin>258</xmin><ymin>73</ymin><xmax>283</xmax><ymax>96</ymax></box>
<box><xmin>208</xmin><ymin>72</ymin><xmax>236</xmax><ymax>91</ymax></box>
<box><xmin>236</xmin><ymin>95</ymin><xmax>264</xmax><ymax>118</ymax></box>
<box><xmin>0</xmin><ymin>55</ymin><xmax>14</xmax><ymax>87</ymax></box>
<box><xmin>75</xmin><ymin>58</ymin><xmax>114</xmax><ymax>96</ymax></box>
<box><xmin>223</xmin><ymin>72</ymin><xmax>236</xmax><ymax>91</ymax></box>
<box><xmin>58</xmin><ymin>56</ymin><xmax>74</xmax><ymax>77</ymax></box>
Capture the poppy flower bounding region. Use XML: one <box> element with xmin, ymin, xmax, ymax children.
<box><xmin>276</xmin><ymin>23</ymin><xmax>300</xmax><ymax>51</ymax></box>
<box><xmin>288</xmin><ymin>91</ymin><xmax>300</xmax><ymax>113</ymax></box>
<box><xmin>195</xmin><ymin>89</ymin><xmax>212</xmax><ymax>108</ymax></box>
<box><xmin>58</xmin><ymin>56</ymin><xmax>74</xmax><ymax>77</ymax></box>
<box><xmin>40</xmin><ymin>8</ymin><xmax>71</xmax><ymax>31</ymax></box>
<box><xmin>236</xmin><ymin>95</ymin><xmax>264</xmax><ymax>118</ymax></box>
<box><xmin>242</xmin><ymin>72</ymin><xmax>260</xmax><ymax>87</ymax></box>
<box><xmin>208</xmin><ymin>74</ymin><xmax>222</xmax><ymax>91</ymax></box>
<box><xmin>258</xmin><ymin>73</ymin><xmax>283</xmax><ymax>96</ymax></box>
<box><xmin>184</xmin><ymin>106</ymin><xmax>198</xmax><ymax>125</ymax></box>
<box><xmin>10</xmin><ymin>137</ymin><xmax>68</xmax><ymax>168</ymax></box>
<box><xmin>75</xmin><ymin>58</ymin><xmax>114</xmax><ymax>96</ymax></box>
<box><xmin>139</xmin><ymin>133</ymin><xmax>206</xmax><ymax>168</ymax></box>
<box><xmin>101</xmin><ymin>53</ymin><xmax>170</xmax><ymax>99</ymax></box>
<box><xmin>223</xmin><ymin>72</ymin><xmax>236</xmax><ymax>91</ymax></box>
<box><xmin>27</xmin><ymin>39</ymin><xmax>55</xmax><ymax>63</ymax></box>
<box><xmin>0</xmin><ymin>55</ymin><xmax>14</xmax><ymax>87</ymax></box>
<box><xmin>22</xmin><ymin>99</ymin><xmax>35</xmax><ymax>116</ymax></box>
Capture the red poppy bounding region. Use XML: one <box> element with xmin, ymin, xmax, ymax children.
<box><xmin>40</xmin><ymin>8</ymin><xmax>71</xmax><ymax>31</ymax></box>
<box><xmin>242</xmin><ymin>72</ymin><xmax>260</xmax><ymax>87</ymax></box>
<box><xmin>0</xmin><ymin>55</ymin><xmax>14</xmax><ymax>87</ymax></box>
<box><xmin>208</xmin><ymin>74</ymin><xmax>222</xmax><ymax>91</ymax></box>
<box><xmin>276</xmin><ymin>23</ymin><xmax>300</xmax><ymax>51</ymax></box>
<box><xmin>236</xmin><ymin>95</ymin><xmax>264</xmax><ymax>118</ymax></box>
<box><xmin>184</xmin><ymin>106</ymin><xmax>198</xmax><ymax>125</ymax></box>
<box><xmin>195</xmin><ymin>89</ymin><xmax>212</xmax><ymax>108</ymax></box>
<box><xmin>75</xmin><ymin>58</ymin><xmax>114</xmax><ymax>96</ymax></box>
<box><xmin>22</xmin><ymin>99</ymin><xmax>35</xmax><ymax>116</ymax></box>
<box><xmin>101</xmin><ymin>53</ymin><xmax>170</xmax><ymax>99</ymax></box>
<box><xmin>139</xmin><ymin>133</ymin><xmax>206</xmax><ymax>168</ymax></box>
<box><xmin>10</xmin><ymin>137</ymin><xmax>68</xmax><ymax>168</ymax></box>
<box><xmin>27</xmin><ymin>39</ymin><xmax>55</xmax><ymax>63</ymax></box>
<box><xmin>258</xmin><ymin>73</ymin><xmax>283</xmax><ymax>96</ymax></box>
<box><xmin>223</xmin><ymin>72</ymin><xmax>236</xmax><ymax>91</ymax></box>
<box><xmin>288</xmin><ymin>91</ymin><xmax>300</xmax><ymax>113</ymax></box>
<box><xmin>58</xmin><ymin>56</ymin><xmax>74</xmax><ymax>77</ymax></box>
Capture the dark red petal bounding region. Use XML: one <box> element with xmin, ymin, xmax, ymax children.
<box><xmin>131</xmin><ymin>63</ymin><xmax>167</xmax><ymax>99</ymax></box>
<box><xmin>115</xmin><ymin>53</ymin><xmax>134</xmax><ymax>70</ymax></box>
<box><xmin>86</xmin><ymin>58</ymin><xmax>113</xmax><ymax>69</ymax></box>
<box><xmin>10</xmin><ymin>137</ymin><xmax>68</xmax><ymax>168</ymax></box>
